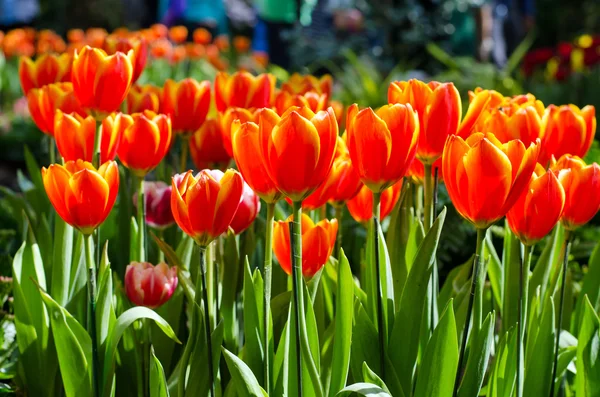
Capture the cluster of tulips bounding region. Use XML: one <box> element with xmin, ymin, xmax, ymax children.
<box><xmin>11</xmin><ymin>28</ymin><xmax>600</xmax><ymax>397</ymax></box>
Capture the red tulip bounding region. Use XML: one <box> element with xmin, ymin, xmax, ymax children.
<box><xmin>125</xmin><ymin>262</ymin><xmax>178</xmax><ymax>308</ymax></box>
<box><xmin>347</xmin><ymin>182</ymin><xmax>402</xmax><ymax>223</ymax></box>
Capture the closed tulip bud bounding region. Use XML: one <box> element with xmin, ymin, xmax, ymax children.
<box><xmin>273</xmin><ymin>90</ymin><xmax>328</xmax><ymax>116</ymax></box>
<box><xmin>193</xmin><ymin>28</ymin><xmax>212</xmax><ymax>45</ymax></box>
<box><xmin>162</xmin><ymin>78</ymin><xmax>211</xmax><ymax>133</ymax></box>
<box><xmin>104</xmin><ymin>35</ymin><xmax>148</xmax><ymax>83</ymax></box>
<box><xmin>539</xmin><ymin>104</ymin><xmax>596</xmax><ymax>166</ymax></box>
<box><xmin>443</xmin><ymin>133</ymin><xmax>540</xmax><ymax>229</ymax></box>
<box><xmin>507</xmin><ymin>165</ymin><xmax>565</xmax><ymax>245</ymax></box>
<box><xmin>231</xmin><ymin>119</ymin><xmax>282</xmax><ymax>203</ymax></box>
<box><xmin>550</xmin><ymin>154</ymin><xmax>600</xmax><ymax>230</ymax></box>
<box><xmin>111</xmin><ymin>111</ymin><xmax>172</xmax><ymax>177</ymax></box>
<box><xmin>27</xmin><ymin>82</ymin><xmax>85</xmax><ymax>136</ymax></box>
<box><xmin>171</xmin><ymin>169</ymin><xmax>244</xmax><ymax>246</ymax></box>
<box><xmin>230</xmin><ymin>178</ymin><xmax>261</xmax><ymax>234</ymax></box>
<box><xmin>388</xmin><ymin>80</ymin><xmax>461</xmax><ymax>163</ymax></box>
<box><xmin>214</xmin><ymin>71</ymin><xmax>276</xmax><ymax>112</ymax></box>
<box><xmin>42</xmin><ymin>160</ymin><xmax>119</xmax><ymax>234</ymax></box>
<box><xmin>347</xmin><ymin>182</ymin><xmax>402</xmax><ymax>224</ymax></box>
<box><xmin>273</xmin><ymin>213</ymin><xmax>337</xmax><ymax>277</ymax></box>
<box><xmin>189</xmin><ymin>118</ymin><xmax>231</xmax><ymax>170</ymax></box>
<box><xmin>281</xmin><ymin>73</ymin><xmax>333</xmax><ymax>100</ymax></box>
<box><xmin>346</xmin><ymin>103</ymin><xmax>419</xmax><ymax>192</ymax></box>
<box><xmin>258</xmin><ymin>106</ymin><xmax>338</xmax><ymax>201</ymax></box>
<box><xmin>55</xmin><ymin>111</ymin><xmax>120</xmax><ymax>163</ymax></box>
<box><xmin>127</xmin><ymin>84</ymin><xmax>161</xmax><ymax>114</ymax></box>
<box><xmin>135</xmin><ymin>181</ymin><xmax>175</xmax><ymax>229</ymax></box>
<box><xmin>71</xmin><ymin>46</ymin><xmax>135</xmax><ymax>116</ymax></box>
<box><xmin>125</xmin><ymin>262</ymin><xmax>178</xmax><ymax>308</ymax></box>
<box><xmin>219</xmin><ymin>107</ymin><xmax>260</xmax><ymax>157</ymax></box>
<box><xmin>19</xmin><ymin>53</ymin><xmax>72</xmax><ymax>94</ymax></box>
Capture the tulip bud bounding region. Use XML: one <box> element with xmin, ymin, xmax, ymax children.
<box><xmin>125</xmin><ymin>262</ymin><xmax>178</xmax><ymax>308</ymax></box>
<box><xmin>134</xmin><ymin>181</ymin><xmax>175</xmax><ymax>229</ymax></box>
<box><xmin>347</xmin><ymin>182</ymin><xmax>402</xmax><ymax>224</ymax></box>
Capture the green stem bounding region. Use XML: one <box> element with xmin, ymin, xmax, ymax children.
<box><xmin>517</xmin><ymin>244</ymin><xmax>533</xmax><ymax>397</ymax></box>
<box><xmin>290</xmin><ymin>204</ymin><xmax>304</xmax><ymax>397</ymax></box>
<box><xmin>334</xmin><ymin>205</ymin><xmax>343</xmax><ymax>258</ymax></box>
<box><xmin>157</xmin><ymin>229</ymin><xmax>165</xmax><ymax>263</ymax></box>
<box><xmin>453</xmin><ymin>227</ymin><xmax>487</xmax><ymax>397</ymax></box>
<box><xmin>199</xmin><ymin>246</ymin><xmax>216</xmax><ymax>397</ymax></box>
<box><xmin>549</xmin><ymin>231</ymin><xmax>572</xmax><ymax>397</ymax></box>
<box><xmin>414</xmin><ymin>184</ymin><xmax>423</xmax><ymax>220</ymax></box>
<box><xmin>372</xmin><ymin>192</ymin><xmax>385</xmax><ymax>380</ymax></box>
<box><xmin>263</xmin><ymin>202</ymin><xmax>275</xmax><ymax>394</ymax></box>
<box><xmin>206</xmin><ymin>241</ymin><xmax>216</xmax><ymax>326</ymax></box>
<box><xmin>84</xmin><ymin>234</ymin><xmax>100</xmax><ymax>397</ymax></box>
<box><xmin>180</xmin><ymin>135</ymin><xmax>190</xmax><ymax>173</ymax></box>
<box><xmin>423</xmin><ymin>164</ymin><xmax>433</xmax><ymax>233</ymax></box>
<box><xmin>141</xmin><ymin>319</ymin><xmax>150</xmax><ymax>397</ymax></box>
<box><xmin>48</xmin><ymin>135</ymin><xmax>55</xmax><ymax>165</ymax></box>
<box><xmin>137</xmin><ymin>176</ymin><xmax>146</xmax><ymax>262</ymax></box>
<box><xmin>93</xmin><ymin>120</ymin><xmax>102</xmax><ymax>270</ymax></box>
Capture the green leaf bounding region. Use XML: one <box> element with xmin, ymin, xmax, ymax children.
<box><xmin>336</xmin><ymin>382</ymin><xmax>392</xmax><ymax>397</ymax></box>
<box><xmin>457</xmin><ymin>311</ymin><xmax>495</xmax><ymax>397</ymax></box>
<box><xmin>152</xmin><ymin>232</ymin><xmax>184</xmax><ymax>269</ymax></box>
<box><xmin>51</xmin><ymin>217</ymin><xmax>74</xmax><ymax>307</ymax></box>
<box><xmin>185</xmin><ymin>315</ymin><xmax>224</xmax><ymax>397</ymax></box>
<box><xmin>488</xmin><ymin>327</ymin><xmax>518</xmax><ymax>397</ymax></box>
<box><xmin>575</xmin><ymin>295</ymin><xmax>600</xmax><ymax>396</ymax></box>
<box><xmin>523</xmin><ymin>296</ymin><xmax>555</xmax><ymax>397</ymax></box>
<box><xmin>242</xmin><ymin>258</ymin><xmax>265</xmax><ymax>385</ymax></box>
<box><xmin>222</xmin><ymin>347</ymin><xmax>268</xmax><ymax>397</ymax></box>
<box><xmin>150</xmin><ymin>347</ymin><xmax>170</xmax><ymax>397</ymax></box>
<box><xmin>102</xmin><ymin>307</ymin><xmax>180</xmax><ymax>396</ymax></box>
<box><xmin>39</xmin><ymin>289</ymin><xmax>92</xmax><ymax>397</ymax></box>
<box><xmin>96</xmin><ymin>244</ymin><xmax>116</xmax><ymax>363</ymax></box>
<box><xmin>350</xmin><ymin>302</ymin><xmax>380</xmax><ymax>381</ymax></box>
<box><xmin>414</xmin><ymin>301</ymin><xmax>458</xmax><ymax>397</ymax></box>
<box><xmin>484</xmin><ymin>234</ymin><xmax>503</xmax><ymax>315</ymax></box>
<box><xmin>573</xmin><ymin>241</ymin><xmax>600</xmax><ymax>334</ymax></box>
<box><xmin>529</xmin><ymin>225</ymin><xmax>562</xmax><ymax>307</ymax></box>
<box><xmin>501</xmin><ymin>225</ymin><xmax>521</xmax><ymax>334</ymax></box>
<box><xmin>362</xmin><ymin>362</ymin><xmax>390</xmax><ymax>393</ymax></box>
<box><xmin>389</xmin><ymin>208</ymin><xmax>446</xmax><ymax>394</ymax></box>
<box><xmin>221</xmin><ymin>230</ymin><xmax>241</xmax><ymax>351</ymax></box>
<box><xmin>386</xmin><ymin>189</ymin><xmax>413</xmax><ymax>310</ymax></box>
<box><xmin>328</xmin><ymin>249</ymin><xmax>354</xmax><ymax>395</ymax></box>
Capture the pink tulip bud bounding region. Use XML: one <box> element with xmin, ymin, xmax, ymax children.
<box><xmin>125</xmin><ymin>262</ymin><xmax>178</xmax><ymax>308</ymax></box>
<box><xmin>134</xmin><ymin>181</ymin><xmax>175</xmax><ymax>229</ymax></box>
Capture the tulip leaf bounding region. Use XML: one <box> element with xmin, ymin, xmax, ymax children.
<box><xmin>573</xmin><ymin>241</ymin><xmax>600</xmax><ymax>334</ymax></box>
<box><xmin>523</xmin><ymin>296</ymin><xmax>555</xmax><ymax>397</ymax></box>
<box><xmin>386</xmin><ymin>198</ymin><xmax>414</xmax><ymax>310</ymax></box>
<box><xmin>51</xmin><ymin>217</ymin><xmax>74</xmax><ymax>307</ymax></box>
<box><xmin>150</xmin><ymin>347</ymin><xmax>170</xmax><ymax>397</ymax></box>
<box><xmin>362</xmin><ymin>362</ymin><xmax>390</xmax><ymax>393</ymax></box>
<box><xmin>389</xmin><ymin>207</ymin><xmax>446</xmax><ymax>394</ymax></box>
<box><xmin>273</xmin><ymin>310</ymin><xmax>291</xmax><ymax>396</ymax></box>
<box><xmin>350</xmin><ymin>301</ymin><xmax>380</xmax><ymax>381</ymax></box>
<box><xmin>39</xmin><ymin>289</ymin><xmax>92</xmax><ymax>397</ymax></box>
<box><xmin>501</xmin><ymin>224</ymin><xmax>522</xmax><ymax>334</ymax></box>
<box><xmin>529</xmin><ymin>225</ymin><xmax>563</xmax><ymax>307</ymax></box>
<box><xmin>457</xmin><ymin>311</ymin><xmax>495</xmax><ymax>397</ymax></box>
<box><xmin>575</xmin><ymin>295</ymin><xmax>600</xmax><ymax>396</ymax></box>
<box><xmin>242</xmin><ymin>258</ymin><xmax>265</xmax><ymax>386</ymax></box>
<box><xmin>153</xmin><ymin>287</ymin><xmax>184</xmax><ymax>375</ymax></box>
<box><xmin>96</xmin><ymin>244</ymin><xmax>116</xmax><ymax>365</ymax></box>
<box><xmin>484</xmin><ymin>233</ymin><xmax>503</xmax><ymax>315</ymax></box>
<box><xmin>414</xmin><ymin>300</ymin><xmax>458</xmax><ymax>397</ymax></box>
<box><xmin>152</xmin><ymin>232</ymin><xmax>184</xmax><ymax>269</ymax></box>
<box><xmin>221</xmin><ymin>229</ymin><xmax>242</xmax><ymax>351</ymax></box>
<box><xmin>222</xmin><ymin>347</ymin><xmax>269</xmax><ymax>397</ymax></box>
<box><xmin>336</xmin><ymin>382</ymin><xmax>392</xmax><ymax>397</ymax></box>
<box><xmin>488</xmin><ymin>326</ymin><xmax>518</xmax><ymax>397</ymax></box>
<box><xmin>129</xmin><ymin>217</ymin><xmax>139</xmax><ymax>263</ymax></box>
<box><xmin>102</xmin><ymin>307</ymin><xmax>180</xmax><ymax>396</ymax></box>
<box><xmin>328</xmin><ymin>249</ymin><xmax>354</xmax><ymax>395</ymax></box>
<box><xmin>185</xmin><ymin>312</ymin><xmax>224</xmax><ymax>397</ymax></box>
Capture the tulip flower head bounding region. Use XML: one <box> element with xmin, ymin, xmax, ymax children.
<box><xmin>27</xmin><ymin>82</ymin><xmax>85</xmax><ymax>136</ymax></box>
<box><xmin>346</xmin><ymin>103</ymin><xmax>419</xmax><ymax>192</ymax></box>
<box><xmin>127</xmin><ymin>84</ymin><xmax>161</xmax><ymax>114</ymax></box>
<box><xmin>112</xmin><ymin>111</ymin><xmax>172</xmax><ymax>177</ymax></box>
<box><xmin>214</xmin><ymin>71</ymin><xmax>276</xmax><ymax>112</ymax></box>
<box><xmin>169</xmin><ymin>26</ymin><xmax>188</xmax><ymax>43</ymax></box>
<box><xmin>103</xmin><ymin>35</ymin><xmax>148</xmax><ymax>83</ymax></box>
<box><xmin>171</xmin><ymin>169</ymin><xmax>244</xmax><ymax>246</ymax></box>
<box><xmin>388</xmin><ymin>79</ymin><xmax>461</xmax><ymax>163</ymax></box>
<box><xmin>162</xmin><ymin>78</ymin><xmax>211</xmax><ymax>133</ymax></box>
<box><xmin>55</xmin><ymin>111</ymin><xmax>120</xmax><ymax>163</ymax></box>
<box><xmin>273</xmin><ymin>213</ymin><xmax>337</xmax><ymax>277</ymax></box>
<box><xmin>230</xmin><ymin>177</ymin><xmax>261</xmax><ymax>234</ymax></box>
<box><xmin>42</xmin><ymin>160</ymin><xmax>119</xmax><ymax>234</ymax></box>
<box><xmin>219</xmin><ymin>107</ymin><xmax>260</xmax><ymax>157</ymax></box>
<box><xmin>457</xmin><ymin>88</ymin><xmax>506</xmax><ymax>138</ymax></box>
<box><xmin>258</xmin><ymin>106</ymin><xmax>338</xmax><ymax>202</ymax></box>
<box><xmin>551</xmin><ymin>154</ymin><xmax>600</xmax><ymax>230</ymax></box>
<box><xmin>136</xmin><ymin>181</ymin><xmax>175</xmax><ymax>229</ymax></box>
<box><xmin>281</xmin><ymin>73</ymin><xmax>333</xmax><ymax>100</ymax></box>
<box><xmin>274</xmin><ymin>90</ymin><xmax>328</xmax><ymax>115</ymax></box>
<box><xmin>507</xmin><ymin>164</ymin><xmax>566</xmax><ymax>245</ymax></box>
<box><xmin>19</xmin><ymin>52</ymin><xmax>72</xmax><ymax>94</ymax></box>
<box><xmin>71</xmin><ymin>45</ymin><xmax>135</xmax><ymax>116</ymax></box>
<box><xmin>347</xmin><ymin>182</ymin><xmax>402</xmax><ymax>224</ymax></box>
<box><xmin>442</xmin><ymin>132</ymin><xmax>540</xmax><ymax>229</ymax></box>
<box><xmin>189</xmin><ymin>118</ymin><xmax>231</xmax><ymax>170</ymax></box>
<box><xmin>125</xmin><ymin>262</ymin><xmax>178</xmax><ymax>308</ymax></box>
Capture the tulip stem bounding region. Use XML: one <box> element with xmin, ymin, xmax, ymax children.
<box><xmin>290</xmin><ymin>205</ymin><xmax>304</xmax><ymax>397</ymax></box>
<box><xmin>157</xmin><ymin>229</ymin><xmax>165</xmax><ymax>263</ymax></box>
<box><xmin>549</xmin><ymin>231</ymin><xmax>572</xmax><ymax>397</ymax></box>
<box><xmin>84</xmin><ymin>233</ymin><xmax>100</xmax><ymax>397</ymax></box>
<box><xmin>179</xmin><ymin>135</ymin><xmax>190</xmax><ymax>173</ymax></box>
<box><xmin>424</xmin><ymin>163</ymin><xmax>438</xmax><ymax>335</ymax></box>
<box><xmin>93</xmin><ymin>121</ymin><xmax>103</xmax><ymax>268</ymax></box>
<box><xmin>372</xmin><ymin>192</ymin><xmax>386</xmax><ymax>380</ymax></box>
<box><xmin>48</xmin><ymin>135</ymin><xmax>55</xmax><ymax>165</ymax></box>
<box><xmin>137</xmin><ymin>176</ymin><xmax>146</xmax><ymax>262</ymax></box>
<box><xmin>454</xmin><ymin>227</ymin><xmax>487</xmax><ymax>397</ymax></box>
<box><xmin>199</xmin><ymin>246</ymin><xmax>216</xmax><ymax>397</ymax></box>
<box><xmin>334</xmin><ymin>205</ymin><xmax>343</xmax><ymax>258</ymax></box>
<box><xmin>517</xmin><ymin>244</ymin><xmax>533</xmax><ymax>397</ymax></box>
<box><xmin>263</xmin><ymin>202</ymin><xmax>275</xmax><ymax>394</ymax></box>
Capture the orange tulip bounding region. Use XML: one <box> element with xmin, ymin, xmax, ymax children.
<box><xmin>189</xmin><ymin>118</ymin><xmax>231</xmax><ymax>170</ymax></box>
<box><xmin>67</xmin><ymin>29</ymin><xmax>85</xmax><ymax>43</ymax></box>
<box><xmin>104</xmin><ymin>35</ymin><xmax>148</xmax><ymax>83</ymax></box>
<box><xmin>539</xmin><ymin>104</ymin><xmax>596</xmax><ymax>166</ymax></box>
<box><xmin>71</xmin><ymin>46</ymin><xmax>135</xmax><ymax>116</ymax></box>
<box><xmin>231</xmin><ymin>119</ymin><xmax>282</xmax><ymax>203</ymax></box>
<box><xmin>219</xmin><ymin>107</ymin><xmax>260</xmax><ymax>157</ymax></box>
<box><xmin>274</xmin><ymin>90</ymin><xmax>328</xmax><ymax>116</ymax></box>
<box><xmin>273</xmin><ymin>213</ymin><xmax>337</xmax><ymax>277</ymax></box>
<box><xmin>478</xmin><ymin>103</ymin><xmax>543</xmax><ymax>147</ymax></box>
<box><xmin>281</xmin><ymin>73</ymin><xmax>333</xmax><ymax>100</ymax></box>
<box><xmin>388</xmin><ymin>80</ymin><xmax>461</xmax><ymax>163</ymax></box>
<box><xmin>214</xmin><ymin>71</ymin><xmax>276</xmax><ymax>112</ymax></box>
<box><xmin>214</xmin><ymin>35</ymin><xmax>230</xmax><ymax>51</ymax></box>
<box><xmin>442</xmin><ymin>132</ymin><xmax>540</xmax><ymax>229</ymax></box>
<box><xmin>162</xmin><ymin>78</ymin><xmax>211</xmax><ymax>133</ymax></box>
<box><xmin>109</xmin><ymin>111</ymin><xmax>172</xmax><ymax>177</ymax></box>
<box><xmin>169</xmin><ymin>26</ymin><xmax>188</xmax><ymax>44</ymax></box>
<box><xmin>27</xmin><ymin>82</ymin><xmax>86</xmax><ymax>136</ymax></box>
<box><xmin>171</xmin><ymin>169</ymin><xmax>244</xmax><ymax>246</ymax></box>
<box><xmin>230</xmin><ymin>178</ymin><xmax>261</xmax><ymax>234</ymax></box>
<box><xmin>347</xmin><ymin>182</ymin><xmax>402</xmax><ymax>223</ymax></box>
<box><xmin>42</xmin><ymin>160</ymin><xmax>119</xmax><ymax>234</ymax></box>
<box><xmin>170</xmin><ymin>45</ymin><xmax>187</xmax><ymax>63</ymax></box>
<box><xmin>346</xmin><ymin>103</ymin><xmax>419</xmax><ymax>192</ymax></box>
<box><xmin>185</xmin><ymin>43</ymin><xmax>205</xmax><ymax>59</ymax></box>
<box><xmin>19</xmin><ymin>53</ymin><xmax>72</xmax><ymax>94</ymax></box>
<box><xmin>233</xmin><ymin>36</ymin><xmax>251</xmax><ymax>53</ymax></box>
<box><xmin>457</xmin><ymin>89</ymin><xmax>506</xmax><ymax>138</ymax></box>
<box><xmin>151</xmin><ymin>24</ymin><xmax>169</xmax><ymax>39</ymax></box>
<box><xmin>507</xmin><ymin>165</ymin><xmax>565</xmax><ymax>245</ymax></box>
<box><xmin>258</xmin><ymin>106</ymin><xmax>338</xmax><ymax>201</ymax></box>
<box><xmin>85</xmin><ymin>28</ymin><xmax>108</xmax><ymax>48</ymax></box>
<box><xmin>405</xmin><ymin>157</ymin><xmax>442</xmax><ymax>185</ymax></box>
<box><xmin>54</xmin><ymin>111</ymin><xmax>120</xmax><ymax>163</ymax></box>
<box><xmin>150</xmin><ymin>39</ymin><xmax>172</xmax><ymax>59</ymax></box>
<box><xmin>550</xmin><ymin>154</ymin><xmax>600</xmax><ymax>230</ymax></box>
<box><xmin>127</xmin><ymin>84</ymin><xmax>161</xmax><ymax>114</ymax></box>
<box><xmin>193</xmin><ymin>28</ymin><xmax>212</xmax><ymax>45</ymax></box>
